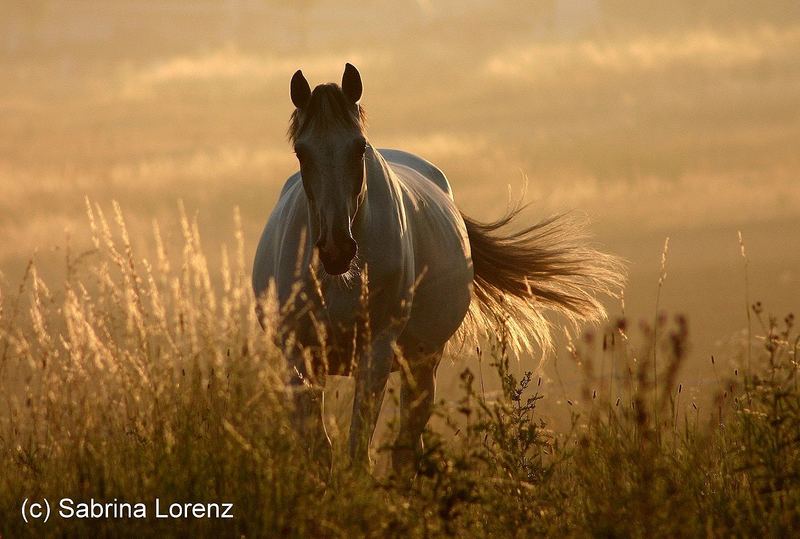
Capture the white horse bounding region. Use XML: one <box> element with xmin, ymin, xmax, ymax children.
<box><xmin>252</xmin><ymin>64</ymin><xmax>623</xmax><ymax>473</ymax></box>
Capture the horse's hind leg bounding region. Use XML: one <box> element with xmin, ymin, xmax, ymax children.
<box><xmin>392</xmin><ymin>347</ymin><xmax>442</xmax><ymax>478</ymax></box>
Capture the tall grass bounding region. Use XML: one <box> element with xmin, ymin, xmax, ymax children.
<box><xmin>0</xmin><ymin>203</ymin><xmax>798</xmax><ymax>537</ymax></box>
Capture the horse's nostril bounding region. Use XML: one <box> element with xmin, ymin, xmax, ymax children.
<box><xmin>315</xmin><ymin>240</ymin><xmax>333</xmax><ymax>259</ymax></box>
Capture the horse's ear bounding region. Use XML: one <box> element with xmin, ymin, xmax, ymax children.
<box><xmin>290</xmin><ymin>69</ymin><xmax>311</xmax><ymax>109</ymax></box>
<box><xmin>341</xmin><ymin>63</ymin><xmax>362</xmax><ymax>104</ymax></box>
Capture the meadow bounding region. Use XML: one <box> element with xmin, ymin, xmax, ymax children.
<box><xmin>0</xmin><ymin>204</ymin><xmax>797</xmax><ymax>536</ymax></box>
<box><xmin>1</xmin><ymin>1</ymin><xmax>800</xmax><ymax>535</ymax></box>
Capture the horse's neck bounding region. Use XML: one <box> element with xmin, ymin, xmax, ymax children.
<box><xmin>353</xmin><ymin>146</ymin><xmax>401</xmax><ymax>241</ymax></box>
<box><xmin>366</xmin><ymin>145</ymin><xmax>396</xmax><ymax>196</ymax></box>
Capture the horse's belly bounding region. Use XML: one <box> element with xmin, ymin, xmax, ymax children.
<box><xmin>399</xmin><ymin>269</ymin><xmax>472</xmax><ymax>356</ymax></box>
<box><xmin>400</xmin><ymin>196</ymin><xmax>473</xmax><ymax>354</ymax></box>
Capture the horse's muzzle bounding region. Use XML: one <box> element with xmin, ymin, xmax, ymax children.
<box><xmin>317</xmin><ymin>237</ymin><xmax>357</xmax><ymax>275</ymax></box>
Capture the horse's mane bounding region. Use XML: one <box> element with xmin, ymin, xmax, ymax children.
<box><xmin>288</xmin><ymin>83</ymin><xmax>366</xmax><ymax>143</ymax></box>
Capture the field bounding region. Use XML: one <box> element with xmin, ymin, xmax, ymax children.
<box><xmin>1</xmin><ymin>1</ymin><xmax>800</xmax><ymax>536</ymax></box>
<box><xmin>1</xmin><ymin>208</ymin><xmax>798</xmax><ymax>536</ymax></box>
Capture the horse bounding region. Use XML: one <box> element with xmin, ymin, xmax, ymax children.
<box><xmin>252</xmin><ymin>63</ymin><xmax>624</xmax><ymax>474</ymax></box>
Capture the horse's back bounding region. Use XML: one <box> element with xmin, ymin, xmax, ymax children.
<box><xmin>376</xmin><ymin>149</ymin><xmax>472</xmax><ymax>354</ymax></box>
<box><xmin>378</xmin><ymin>148</ymin><xmax>453</xmax><ymax>198</ymax></box>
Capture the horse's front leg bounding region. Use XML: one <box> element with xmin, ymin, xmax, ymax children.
<box><xmin>348</xmin><ymin>333</ymin><xmax>396</xmax><ymax>468</ymax></box>
<box><xmin>287</xmin><ymin>368</ymin><xmax>332</xmax><ymax>472</ymax></box>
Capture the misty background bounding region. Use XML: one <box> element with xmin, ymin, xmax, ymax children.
<box><xmin>1</xmin><ymin>0</ymin><xmax>799</xmax><ymax>426</ymax></box>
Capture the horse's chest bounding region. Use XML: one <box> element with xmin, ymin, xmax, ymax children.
<box><xmin>321</xmin><ymin>251</ymin><xmax>411</xmax><ymax>326</ymax></box>
<box><xmin>322</xmin><ymin>286</ymin><xmax>363</xmax><ymax>323</ymax></box>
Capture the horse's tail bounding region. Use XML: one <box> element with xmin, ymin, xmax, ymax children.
<box><xmin>460</xmin><ymin>206</ymin><xmax>625</xmax><ymax>359</ymax></box>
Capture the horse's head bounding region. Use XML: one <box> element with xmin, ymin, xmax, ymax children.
<box><xmin>289</xmin><ymin>64</ymin><xmax>367</xmax><ymax>276</ymax></box>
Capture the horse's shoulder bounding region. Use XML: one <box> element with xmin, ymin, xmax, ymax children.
<box><xmin>252</xmin><ymin>172</ymin><xmax>306</xmax><ymax>295</ymax></box>
<box><xmin>378</xmin><ymin>148</ymin><xmax>452</xmax><ymax>197</ymax></box>
<box><xmin>278</xmin><ymin>171</ymin><xmax>303</xmax><ymax>198</ymax></box>
<box><xmin>265</xmin><ymin>172</ymin><xmax>307</xmax><ymax>236</ymax></box>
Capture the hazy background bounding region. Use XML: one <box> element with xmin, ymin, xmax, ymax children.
<box><xmin>1</xmin><ymin>0</ymin><xmax>799</xmax><ymax>426</ymax></box>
